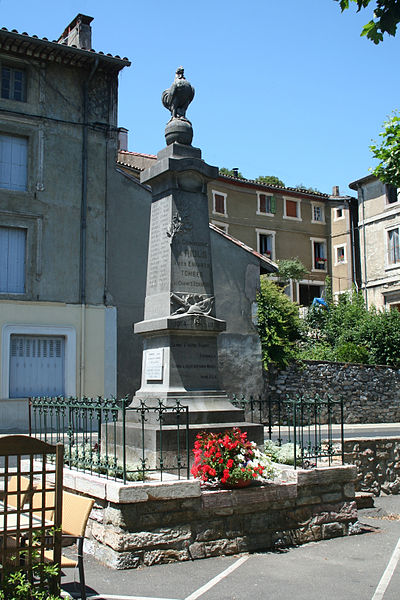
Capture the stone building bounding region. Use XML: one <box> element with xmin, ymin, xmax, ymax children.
<box><xmin>0</xmin><ymin>14</ymin><xmax>133</xmax><ymax>429</ymax></box>
<box><xmin>349</xmin><ymin>174</ymin><xmax>400</xmax><ymax>309</ymax></box>
<box><xmin>117</xmin><ymin>146</ymin><xmax>334</xmax><ymax>306</ymax></box>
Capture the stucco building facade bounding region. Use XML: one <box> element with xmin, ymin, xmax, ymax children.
<box><xmin>0</xmin><ymin>15</ymin><xmax>131</xmax><ymax>429</ymax></box>
<box><xmin>349</xmin><ymin>175</ymin><xmax>400</xmax><ymax>309</ymax></box>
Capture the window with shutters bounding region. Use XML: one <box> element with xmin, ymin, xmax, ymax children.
<box><xmin>256</xmin><ymin>229</ymin><xmax>276</xmax><ymax>260</ymax></box>
<box><xmin>311</xmin><ymin>238</ymin><xmax>327</xmax><ymax>271</ymax></box>
<box><xmin>0</xmin><ymin>226</ymin><xmax>26</xmax><ymax>293</ymax></box>
<box><xmin>257</xmin><ymin>192</ymin><xmax>276</xmax><ymax>216</ymax></box>
<box><xmin>212</xmin><ymin>190</ymin><xmax>227</xmax><ymax>216</ymax></box>
<box><xmin>284</xmin><ymin>197</ymin><xmax>301</xmax><ymax>220</ymax></box>
<box><xmin>1</xmin><ymin>66</ymin><xmax>26</xmax><ymax>102</ymax></box>
<box><xmin>0</xmin><ymin>134</ymin><xmax>28</xmax><ymax>191</ymax></box>
<box><xmin>9</xmin><ymin>335</ymin><xmax>65</xmax><ymax>398</ymax></box>
<box><xmin>387</xmin><ymin>227</ymin><xmax>400</xmax><ymax>266</ymax></box>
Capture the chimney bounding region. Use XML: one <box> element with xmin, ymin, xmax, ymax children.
<box><xmin>118</xmin><ymin>128</ymin><xmax>128</xmax><ymax>151</ymax></box>
<box><xmin>232</xmin><ymin>168</ymin><xmax>239</xmax><ymax>178</ymax></box>
<box><xmin>332</xmin><ymin>185</ymin><xmax>340</xmax><ymax>197</ymax></box>
<box><xmin>58</xmin><ymin>14</ymin><xmax>93</xmax><ymax>50</ymax></box>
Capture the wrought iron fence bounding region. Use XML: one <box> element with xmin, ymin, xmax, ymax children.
<box><xmin>29</xmin><ymin>396</ymin><xmax>190</xmax><ymax>483</ymax></box>
<box><xmin>231</xmin><ymin>393</ymin><xmax>344</xmax><ymax>468</ymax></box>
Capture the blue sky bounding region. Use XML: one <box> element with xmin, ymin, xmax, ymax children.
<box><xmin>1</xmin><ymin>0</ymin><xmax>399</xmax><ymax>195</ymax></box>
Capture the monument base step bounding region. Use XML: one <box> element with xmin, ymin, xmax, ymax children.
<box><xmin>104</xmin><ymin>421</ymin><xmax>265</xmax><ymax>470</ymax></box>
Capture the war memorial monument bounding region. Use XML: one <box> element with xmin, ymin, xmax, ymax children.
<box><xmin>122</xmin><ymin>68</ymin><xmax>263</xmax><ymax>466</ymax></box>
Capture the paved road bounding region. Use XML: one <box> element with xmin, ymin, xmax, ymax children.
<box><xmin>62</xmin><ymin>495</ymin><xmax>400</xmax><ymax>600</ymax></box>
<box><xmin>268</xmin><ymin>422</ymin><xmax>400</xmax><ymax>443</ymax></box>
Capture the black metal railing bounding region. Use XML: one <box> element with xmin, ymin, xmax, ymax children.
<box><xmin>231</xmin><ymin>393</ymin><xmax>344</xmax><ymax>469</ymax></box>
<box><xmin>29</xmin><ymin>396</ymin><xmax>190</xmax><ymax>483</ymax></box>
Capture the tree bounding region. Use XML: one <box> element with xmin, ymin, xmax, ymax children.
<box><xmin>255</xmin><ymin>175</ymin><xmax>285</xmax><ymax>187</ymax></box>
<box><xmin>370</xmin><ymin>111</ymin><xmax>400</xmax><ymax>187</ymax></box>
<box><xmin>299</xmin><ymin>288</ymin><xmax>400</xmax><ymax>366</ymax></box>
<box><xmin>294</xmin><ymin>183</ymin><xmax>323</xmax><ymax>194</ymax></box>
<box><xmin>275</xmin><ymin>258</ymin><xmax>308</xmax><ymax>285</ymax></box>
<box><xmin>337</xmin><ymin>0</ymin><xmax>400</xmax><ymax>44</ymax></box>
<box><xmin>219</xmin><ymin>167</ymin><xmax>245</xmax><ymax>179</ymax></box>
<box><xmin>257</xmin><ymin>278</ymin><xmax>303</xmax><ymax>369</ymax></box>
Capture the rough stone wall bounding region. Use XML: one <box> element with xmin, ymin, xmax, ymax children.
<box><xmin>265</xmin><ymin>361</ymin><xmax>400</xmax><ymax>424</ymax></box>
<box><xmin>344</xmin><ymin>437</ymin><xmax>400</xmax><ymax>496</ymax></box>
<box><xmin>64</xmin><ymin>466</ymin><xmax>358</xmax><ymax>569</ymax></box>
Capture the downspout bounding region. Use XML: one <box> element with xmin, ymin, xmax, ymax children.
<box><xmin>79</xmin><ymin>57</ymin><xmax>99</xmax><ymax>397</ymax></box>
<box><xmin>359</xmin><ymin>184</ymin><xmax>368</xmax><ymax>306</ymax></box>
<box><xmin>345</xmin><ymin>198</ymin><xmax>358</xmax><ymax>291</ymax></box>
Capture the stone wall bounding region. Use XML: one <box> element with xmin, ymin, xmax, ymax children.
<box><xmin>344</xmin><ymin>437</ymin><xmax>400</xmax><ymax>496</ymax></box>
<box><xmin>266</xmin><ymin>361</ymin><xmax>400</xmax><ymax>424</ymax></box>
<box><xmin>63</xmin><ymin>466</ymin><xmax>358</xmax><ymax>569</ymax></box>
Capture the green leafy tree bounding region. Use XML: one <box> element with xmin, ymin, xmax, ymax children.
<box><xmin>370</xmin><ymin>111</ymin><xmax>400</xmax><ymax>187</ymax></box>
<box><xmin>358</xmin><ymin>307</ymin><xmax>400</xmax><ymax>366</ymax></box>
<box><xmin>255</xmin><ymin>175</ymin><xmax>285</xmax><ymax>187</ymax></box>
<box><xmin>336</xmin><ymin>0</ymin><xmax>400</xmax><ymax>44</ymax></box>
<box><xmin>219</xmin><ymin>167</ymin><xmax>245</xmax><ymax>179</ymax></box>
<box><xmin>294</xmin><ymin>183</ymin><xmax>323</xmax><ymax>194</ymax></box>
<box><xmin>257</xmin><ymin>278</ymin><xmax>303</xmax><ymax>369</ymax></box>
<box><xmin>300</xmin><ymin>288</ymin><xmax>400</xmax><ymax>366</ymax></box>
<box><xmin>275</xmin><ymin>258</ymin><xmax>308</xmax><ymax>284</ymax></box>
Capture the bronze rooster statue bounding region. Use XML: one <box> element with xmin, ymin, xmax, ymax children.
<box><xmin>162</xmin><ymin>67</ymin><xmax>195</xmax><ymax>121</ymax></box>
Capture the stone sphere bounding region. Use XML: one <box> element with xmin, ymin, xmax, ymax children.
<box><xmin>165</xmin><ymin>118</ymin><xmax>193</xmax><ymax>146</ymax></box>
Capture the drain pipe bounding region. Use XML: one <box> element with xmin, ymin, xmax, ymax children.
<box><xmin>359</xmin><ymin>184</ymin><xmax>368</xmax><ymax>306</ymax></box>
<box><xmin>79</xmin><ymin>57</ymin><xmax>99</xmax><ymax>397</ymax></box>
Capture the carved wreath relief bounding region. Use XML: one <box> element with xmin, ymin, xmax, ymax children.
<box><xmin>170</xmin><ymin>292</ymin><xmax>214</xmax><ymax>316</ymax></box>
<box><xmin>166</xmin><ymin>212</ymin><xmax>192</xmax><ymax>244</ymax></box>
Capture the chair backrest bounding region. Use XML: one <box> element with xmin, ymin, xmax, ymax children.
<box><xmin>0</xmin><ymin>435</ymin><xmax>63</xmax><ymax>590</ymax></box>
<box><xmin>62</xmin><ymin>491</ymin><xmax>94</xmax><ymax>537</ymax></box>
<box><xmin>31</xmin><ymin>489</ymin><xmax>56</xmax><ymax>521</ymax></box>
<box><xmin>7</xmin><ymin>475</ymin><xmax>32</xmax><ymax>508</ymax></box>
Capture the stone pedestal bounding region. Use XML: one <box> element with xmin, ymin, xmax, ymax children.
<box><xmin>121</xmin><ymin>140</ymin><xmax>263</xmax><ymax>468</ymax></box>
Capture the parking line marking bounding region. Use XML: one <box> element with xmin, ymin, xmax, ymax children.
<box><xmin>371</xmin><ymin>536</ymin><xmax>400</xmax><ymax>600</ymax></box>
<box><xmin>87</xmin><ymin>596</ymin><xmax>180</xmax><ymax>600</ymax></box>
<box><xmin>184</xmin><ymin>555</ymin><xmax>249</xmax><ymax>600</ymax></box>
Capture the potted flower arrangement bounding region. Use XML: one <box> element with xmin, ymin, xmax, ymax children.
<box><xmin>191</xmin><ymin>427</ymin><xmax>275</xmax><ymax>488</ymax></box>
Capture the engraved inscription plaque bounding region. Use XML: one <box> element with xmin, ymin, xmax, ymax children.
<box><xmin>145</xmin><ymin>348</ymin><xmax>164</xmax><ymax>381</ymax></box>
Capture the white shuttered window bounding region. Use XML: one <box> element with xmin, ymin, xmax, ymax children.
<box><xmin>0</xmin><ymin>134</ymin><xmax>28</xmax><ymax>190</ymax></box>
<box><xmin>0</xmin><ymin>226</ymin><xmax>26</xmax><ymax>293</ymax></box>
<box><xmin>9</xmin><ymin>335</ymin><xmax>65</xmax><ymax>398</ymax></box>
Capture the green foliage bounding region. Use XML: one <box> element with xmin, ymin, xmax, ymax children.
<box><xmin>264</xmin><ymin>440</ymin><xmax>302</xmax><ymax>466</ymax></box>
<box><xmin>359</xmin><ymin>307</ymin><xmax>400</xmax><ymax>366</ymax></box>
<box><xmin>300</xmin><ymin>289</ymin><xmax>400</xmax><ymax>366</ymax></box>
<box><xmin>370</xmin><ymin>111</ymin><xmax>400</xmax><ymax>188</ymax></box>
<box><xmin>0</xmin><ymin>558</ymin><xmax>61</xmax><ymax>600</ymax></box>
<box><xmin>257</xmin><ymin>278</ymin><xmax>303</xmax><ymax>369</ymax></box>
<box><xmin>337</xmin><ymin>0</ymin><xmax>400</xmax><ymax>44</ymax></box>
<box><xmin>255</xmin><ymin>175</ymin><xmax>285</xmax><ymax>187</ymax></box>
<box><xmin>64</xmin><ymin>443</ymin><xmax>145</xmax><ymax>481</ymax></box>
<box><xmin>219</xmin><ymin>167</ymin><xmax>245</xmax><ymax>179</ymax></box>
<box><xmin>275</xmin><ymin>258</ymin><xmax>308</xmax><ymax>284</ymax></box>
<box><xmin>294</xmin><ymin>183</ymin><xmax>322</xmax><ymax>194</ymax></box>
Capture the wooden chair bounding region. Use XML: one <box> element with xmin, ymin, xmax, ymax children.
<box><xmin>3</xmin><ymin>475</ymin><xmax>32</xmax><ymax>509</ymax></box>
<box><xmin>33</xmin><ymin>490</ymin><xmax>94</xmax><ymax>600</ymax></box>
<box><xmin>0</xmin><ymin>435</ymin><xmax>63</xmax><ymax>594</ymax></box>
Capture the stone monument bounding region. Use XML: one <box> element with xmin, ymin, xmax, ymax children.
<box><xmin>121</xmin><ymin>68</ymin><xmax>263</xmax><ymax>467</ymax></box>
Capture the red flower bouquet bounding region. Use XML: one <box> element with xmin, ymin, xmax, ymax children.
<box><xmin>191</xmin><ymin>427</ymin><xmax>274</xmax><ymax>487</ymax></box>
